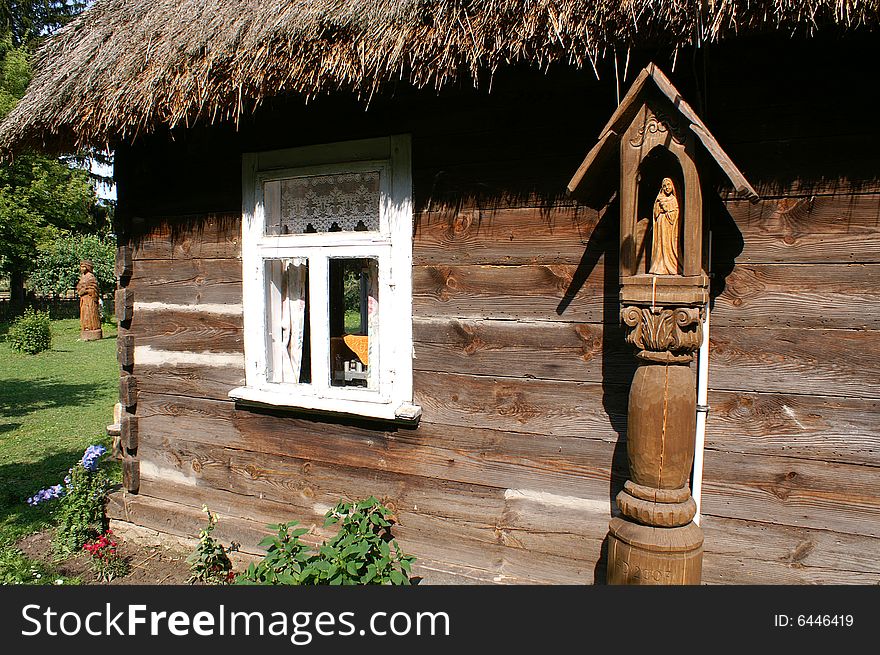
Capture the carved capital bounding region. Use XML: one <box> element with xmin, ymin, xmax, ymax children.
<box><xmin>621</xmin><ymin>305</ymin><xmax>702</xmax><ymax>357</ymax></box>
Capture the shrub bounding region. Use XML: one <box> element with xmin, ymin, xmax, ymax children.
<box><xmin>186</xmin><ymin>506</ymin><xmax>239</xmax><ymax>585</ymax></box>
<box><xmin>6</xmin><ymin>308</ymin><xmax>52</xmax><ymax>354</ymax></box>
<box><xmin>235</xmin><ymin>497</ymin><xmax>416</xmax><ymax>585</ymax></box>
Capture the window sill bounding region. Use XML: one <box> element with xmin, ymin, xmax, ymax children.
<box><xmin>228</xmin><ymin>386</ymin><xmax>421</xmax><ymax>424</ymax></box>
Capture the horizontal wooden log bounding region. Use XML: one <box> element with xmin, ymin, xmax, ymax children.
<box><xmin>115</xmin><ymin>287</ymin><xmax>134</xmax><ymax>324</ymax></box>
<box><xmin>132</xmin><ymin>213</ymin><xmax>241</xmax><ymax>260</ymax></box>
<box><xmin>709</xmin><ymin>326</ymin><xmax>880</xmax><ymax>400</ymax></box>
<box><xmin>129</xmin><ymin>309</ymin><xmax>243</xmax><ymax>353</ymax></box>
<box><xmin>711</xmin><ymin>263</ymin><xmax>880</xmax><ymax>329</ymax></box>
<box><xmin>137</xmin><ymin>433</ymin><xmax>609</xmax><ymax>574</ymax></box>
<box><xmin>700</xmin><ymin>449</ymin><xmax>880</xmax><ymax>539</ymax></box>
<box><xmin>137</xmin><ymin>391</ymin><xmax>626</xmax><ymax>500</ymax></box>
<box><xmin>129</xmin><ymin>258</ymin><xmax>242</xmax><ymax>305</ymax></box>
<box><xmin>707</xmin><ymin>390</ymin><xmax>880</xmax><ymax>467</ymax></box>
<box><xmin>136</xmin><ymin>362</ymin><xmax>244</xmax><ymax>401</ymax></box>
<box><xmin>702</xmin><ymin>515</ymin><xmax>880</xmax><ymax>581</ymax></box>
<box><xmin>413</xmin><ymin>318</ymin><xmax>634</xmax><ymax>385</ymax></box>
<box><xmin>414</xmin><ymin>371</ymin><xmax>627</xmax><ymax>441</ymax></box>
<box><xmin>724</xmin><ymin>194</ymin><xmax>880</xmax><ymax>264</ymax></box>
<box><xmin>120</xmin><ymin>413</ymin><xmax>138</xmax><ymax>451</ymax></box>
<box><xmin>413</xmin><ymin>263</ymin><xmax>617</xmax><ymax>324</ymax></box>
<box><xmin>413</xmin><ymin>205</ymin><xmax>604</xmax><ymax>266</ymax></box>
<box><xmin>119</xmin><ymin>374</ymin><xmax>137</xmax><ymax>408</ymax></box>
<box><xmin>116</xmin><ymin>245</ymin><xmax>133</xmax><ymax>278</ymax></box>
<box><xmin>117</xmin><ymin>333</ymin><xmax>134</xmax><ymax>368</ymax></box>
<box><xmin>111</xmin><ymin>487</ymin><xmax>601</xmax><ymax>584</ymax></box>
<box><xmin>123</xmin><ymin>455</ymin><xmax>139</xmax><ymax>493</ymax></box>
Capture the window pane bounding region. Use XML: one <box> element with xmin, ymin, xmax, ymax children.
<box><xmin>266</xmin><ymin>258</ymin><xmax>311</xmax><ymax>384</ymax></box>
<box><xmin>264</xmin><ymin>171</ymin><xmax>381</xmax><ymax>235</ymax></box>
<box><xmin>329</xmin><ymin>258</ymin><xmax>378</xmax><ymax>390</ymax></box>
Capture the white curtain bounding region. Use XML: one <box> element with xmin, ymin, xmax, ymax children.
<box><xmin>365</xmin><ymin>260</ymin><xmax>379</xmax><ymax>390</ymax></box>
<box><xmin>280</xmin><ymin>258</ymin><xmax>307</xmax><ymax>383</ymax></box>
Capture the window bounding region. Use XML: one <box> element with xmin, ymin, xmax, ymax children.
<box><xmin>230</xmin><ymin>136</ymin><xmax>419</xmax><ymax>421</ymax></box>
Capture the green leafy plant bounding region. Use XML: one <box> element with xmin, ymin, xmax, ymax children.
<box><xmin>235</xmin><ymin>520</ymin><xmax>313</xmax><ymax>585</ymax></box>
<box><xmin>83</xmin><ymin>530</ymin><xmax>129</xmax><ymax>582</ymax></box>
<box><xmin>186</xmin><ymin>506</ymin><xmax>239</xmax><ymax>584</ymax></box>
<box><xmin>53</xmin><ymin>446</ymin><xmax>111</xmax><ymax>557</ymax></box>
<box><xmin>6</xmin><ymin>308</ymin><xmax>51</xmax><ymax>353</ymax></box>
<box><xmin>235</xmin><ymin>497</ymin><xmax>416</xmax><ymax>586</ymax></box>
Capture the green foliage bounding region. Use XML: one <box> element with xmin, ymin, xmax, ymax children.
<box><xmin>29</xmin><ymin>232</ymin><xmax>116</xmax><ymax>297</ymax></box>
<box><xmin>0</xmin><ymin>24</ymin><xmax>98</xmax><ymax>291</ymax></box>
<box><xmin>235</xmin><ymin>497</ymin><xmax>416</xmax><ymax>586</ymax></box>
<box><xmin>186</xmin><ymin>506</ymin><xmax>239</xmax><ymax>585</ymax></box>
<box><xmin>53</xmin><ymin>462</ymin><xmax>110</xmax><ymax>557</ymax></box>
<box><xmin>0</xmin><ymin>544</ymin><xmax>77</xmax><ymax>584</ymax></box>
<box><xmin>83</xmin><ymin>530</ymin><xmax>129</xmax><ymax>582</ymax></box>
<box><xmin>6</xmin><ymin>307</ymin><xmax>51</xmax><ymax>353</ymax></box>
<box><xmin>0</xmin><ymin>1</ymin><xmax>87</xmax><ymax>47</ymax></box>
<box><xmin>235</xmin><ymin>520</ymin><xmax>313</xmax><ymax>585</ymax></box>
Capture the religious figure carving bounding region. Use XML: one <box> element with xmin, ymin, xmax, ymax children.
<box><xmin>77</xmin><ymin>260</ymin><xmax>103</xmax><ymax>340</ymax></box>
<box><xmin>649</xmin><ymin>177</ymin><xmax>681</xmax><ymax>275</ymax></box>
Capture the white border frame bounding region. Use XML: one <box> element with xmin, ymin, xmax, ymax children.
<box><xmin>231</xmin><ymin>136</ymin><xmax>415</xmax><ymax>421</ymax></box>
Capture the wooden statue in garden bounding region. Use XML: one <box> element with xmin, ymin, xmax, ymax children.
<box><xmin>568</xmin><ymin>65</ymin><xmax>757</xmax><ymax>584</ymax></box>
<box><xmin>77</xmin><ymin>259</ymin><xmax>103</xmax><ymax>341</ymax></box>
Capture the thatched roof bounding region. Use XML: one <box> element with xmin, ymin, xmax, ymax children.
<box><xmin>1</xmin><ymin>0</ymin><xmax>877</xmax><ymax>152</ymax></box>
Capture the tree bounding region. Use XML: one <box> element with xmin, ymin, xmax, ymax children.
<box><xmin>29</xmin><ymin>232</ymin><xmax>115</xmax><ymax>298</ymax></box>
<box><xmin>0</xmin><ymin>4</ymin><xmax>97</xmax><ymax>308</ymax></box>
<box><xmin>0</xmin><ymin>1</ymin><xmax>87</xmax><ymax>47</ymax></box>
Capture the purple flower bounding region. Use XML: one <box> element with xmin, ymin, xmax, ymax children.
<box><xmin>26</xmin><ymin>483</ymin><xmax>65</xmax><ymax>506</ymax></box>
<box><xmin>80</xmin><ymin>445</ymin><xmax>107</xmax><ymax>472</ymax></box>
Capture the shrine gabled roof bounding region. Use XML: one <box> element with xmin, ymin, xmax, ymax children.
<box><xmin>568</xmin><ymin>63</ymin><xmax>759</xmax><ymax>208</ymax></box>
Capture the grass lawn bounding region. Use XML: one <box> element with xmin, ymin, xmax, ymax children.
<box><xmin>0</xmin><ymin>318</ymin><xmax>119</xmax><ymax>583</ymax></box>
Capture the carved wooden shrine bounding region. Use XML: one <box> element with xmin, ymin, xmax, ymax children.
<box><xmin>568</xmin><ymin>64</ymin><xmax>757</xmax><ymax>584</ymax></box>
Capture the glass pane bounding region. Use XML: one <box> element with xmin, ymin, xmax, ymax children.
<box><xmin>265</xmin><ymin>258</ymin><xmax>311</xmax><ymax>384</ymax></box>
<box><xmin>264</xmin><ymin>171</ymin><xmax>381</xmax><ymax>235</ymax></box>
<box><xmin>329</xmin><ymin>258</ymin><xmax>378</xmax><ymax>390</ymax></box>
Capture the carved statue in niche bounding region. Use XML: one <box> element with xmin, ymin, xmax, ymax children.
<box><xmin>77</xmin><ymin>259</ymin><xmax>103</xmax><ymax>340</ymax></box>
<box><xmin>649</xmin><ymin>177</ymin><xmax>681</xmax><ymax>275</ymax></box>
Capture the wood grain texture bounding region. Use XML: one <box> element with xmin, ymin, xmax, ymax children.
<box><xmin>137</xmin><ymin>432</ymin><xmax>608</xmax><ymax>571</ymax></box>
<box><xmin>136</xmin><ymin>392</ymin><xmax>624</xmax><ymax>500</ymax></box>
<box><xmin>414</xmin><ymin>371</ymin><xmax>628</xmax><ymax>441</ymax></box>
<box><xmin>709</xmin><ymin>326</ymin><xmax>880</xmax><ymax>399</ymax></box>
<box><xmin>700</xmin><ymin>449</ymin><xmax>880</xmax><ymax>539</ymax></box>
<box><xmin>119</xmin><ymin>374</ymin><xmax>137</xmax><ymax>408</ymax></box>
<box><xmin>413</xmin><ymin>263</ymin><xmax>617</xmax><ymax>323</ymax></box>
<box><xmin>413</xmin><ymin>205</ymin><xmax>602</xmax><ymax>265</ymax></box>
<box><xmin>711</xmin><ymin>263</ymin><xmax>880</xmax><ymax>329</ymax></box>
<box><xmin>702</xmin><ymin>515</ymin><xmax>880</xmax><ymax>582</ymax></box>
<box><xmin>129</xmin><ymin>258</ymin><xmax>242</xmax><ymax>305</ymax></box>
<box><xmin>707</xmin><ymin>390</ymin><xmax>880</xmax><ymax>466</ymax></box>
<box><xmin>132</xmin><ymin>213</ymin><xmax>241</xmax><ymax>260</ymax></box>
<box><xmin>130</xmin><ymin>309</ymin><xmax>243</xmax><ymax>353</ymax></box>
<box><xmin>136</xmin><ymin>363</ymin><xmax>245</xmax><ymax>401</ymax></box>
<box><xmin>725</xmin><ymin>194</ymin><xmax>880</xmax><ymax>264</ymax></box>
<box><xmin>414</xmin><ymin>318</ymin><xmax>633</xmax><ymax>384</ymax></box>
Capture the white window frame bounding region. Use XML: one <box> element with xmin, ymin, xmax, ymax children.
<box><xmin>230</xmin><ymin>135</ymin><xmax>418</xmax><ymax>421</ymax></box>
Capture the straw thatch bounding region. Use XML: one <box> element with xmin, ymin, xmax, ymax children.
<box><xmin>1</xmin><ymin>0</ymin><xmax>877</xmax><ymax>152</ymax></box>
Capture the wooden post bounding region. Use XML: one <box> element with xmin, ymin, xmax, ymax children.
<box><xmin>609</xmin><ymin>102</ymin><xmax>707</xmax><ymax>585</ymax></box>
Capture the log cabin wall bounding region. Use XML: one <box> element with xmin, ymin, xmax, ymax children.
<box><xmin>111</xmin><ymin>33</ymin><xmax>880</xmax><ymax>584</ymax></box>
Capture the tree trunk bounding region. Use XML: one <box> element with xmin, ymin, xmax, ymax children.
<box><xmin>8</xmin><ymin>269</ymin><xmax>25</xmax><ymax>312</ymax></box>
